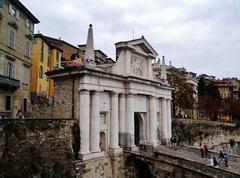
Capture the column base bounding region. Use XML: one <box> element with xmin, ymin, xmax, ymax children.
<box><xmin>149</xmin><ymin>141</ymin><xmax>158</xmax><ymax>147</ymax></box>
<box><xmin>161</xmin><ymin>138</ymin><xmax>171</xmax><ymax>145</ymax></box>
<box><xmin>79</xmin><ymin>151</ymin><xmax>104</xmax><ymax>161</ymax></box>
<box><xmin>108</xmin><ymin>147</ymin><xmax>123</xmax><ymax>155</ymax></box>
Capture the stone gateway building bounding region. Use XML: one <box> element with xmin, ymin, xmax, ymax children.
<box><xmin>47</xmin><ymin>25</ymin><xmax>173</xmax><ymax>177</ymax></box>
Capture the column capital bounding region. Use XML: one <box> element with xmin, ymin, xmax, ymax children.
<box><xmin>160</xmin><ymin>97</ymin><xmax>166</xmax><ymax>101</ymax></box>
<box><xmin>126</xmin><ymin>93</ymin><xmax>135</xmax><ymax>98</ymax></box>
<box><xmin>119</xmin><ymin>93</ymin><xmax>126</xmax><ymax>97</ymax></box>
<box><xmin>148</xmin><ymin>95</ymin><xmax>157</xmax><ymax>99</ymax></box>
<box><xmin>91</xmin><ymin>90</ymin><xmax>100</xmax><ymax>95</ymax></box>
<box><xmin>79</xmin><ymin>89</ymin><xmax>90</xmax><ymax>94</ymax></box>
<box><xmin>111</xmin><ymin>91</ymin><xmax>118</xmax><ymax>97</ymax></box>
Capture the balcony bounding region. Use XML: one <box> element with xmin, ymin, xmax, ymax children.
<box><xmin>0</xmin><ymin>75</ymin><xmax>20</xmax><ymax>91</ymax></box>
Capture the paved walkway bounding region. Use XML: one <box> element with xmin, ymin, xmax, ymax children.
<box><xmin>153</xmin><ymin>145</ymin><xmax>240</xmax><ymax>175</ymax></box>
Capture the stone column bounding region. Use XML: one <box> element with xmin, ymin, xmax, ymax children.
<box><xmin>119</xmin><ymin>94</ymin><xmax>126</xmax><ymax>147</ymax></box>
<box><xmin>110</xmin><ymin>92</ymin><xmax>119</xmax><ymax>149</ymax></box>
<box><xmin>166</xmin><ymin>99</ymin><xmax>172</xmax><ymax>139</ymax></box>
<box><xmin>126</xmin><ymin>94</ymin><xmax>135</xmax><ymax>148</ymax></box>
<box><xmin>160</xmin><ymin>98</ymin><xmax>168</xmax><ymax>144</ymax></box>
<box><xmin>79</xmin><ymin>90</ymin><xmax>90</xmax><ymax>154</ymax></box>
<box><xmin>149</xmin><ymin>96</ymin><xmax>157</xmax><ymax>145</ymax></box>
<box><xmin>90</xmin><ymin>91</ymin><xmax>100</xmax><ymax>152</ymax></box>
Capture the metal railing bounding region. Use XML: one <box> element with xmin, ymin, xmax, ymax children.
<box><xmin>0</xmin><ymin>74</ymin><xmax>20</xmax><ymax>88</ymax></box>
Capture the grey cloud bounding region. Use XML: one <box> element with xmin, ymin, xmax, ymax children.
<box><xmin>20</xmin><ymin>0</ymin><xmax>240</xmax><ymax>78</ymax></box>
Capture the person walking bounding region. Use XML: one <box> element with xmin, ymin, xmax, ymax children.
<box><xmin>208</xmin><ymin>156</ymin><xmax>214</xmax><ymax>166</ymax></box>
<box><xmin>171</xmin><ymin>135</ymin><xmax>177</xmax><ymax>149</ymax></box>
<box><xmin>200</xmin><ymin>143</ymin><xmax>204</xmax><ymax>158</ymax></box>
<box><xmin>213</xmin><ymin>157</ymin><xmax>218</xmax><ymax>167</ymax></box>
<box><xmin>224</xmin><ymin>153</ymin><xmax>228</xmax><ymax>167</ymax></box>
<box><xmin>219</xmin><ymin>150</ymin><xmax>224</xmax><ymax>165</ymax></box>
<box><xmin>16</xmin><ymin>110</ymin><xmax>24</xmax><ymax>119</ymax></box>
<box><xmin>204</xmin><ymin>143</ymin><xmax>209</xmax><ymax>158</ymax></box>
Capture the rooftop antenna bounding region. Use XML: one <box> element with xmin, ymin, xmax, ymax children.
<box><xmin>132</xmin><ymin>28</ymin><xmax>135</xmax><ymax>40</ymax></box>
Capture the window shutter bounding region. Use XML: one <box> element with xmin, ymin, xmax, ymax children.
<box><xmin>3</xmin><ymin>61</ymin><xmax>8</xmax><ymax>76</ymax></box>
<box><xmin>16</xmin><ymin>10</ymin><xmax>19</xmax><ymax>19</ymax></box>
<box><xmin>30</xmin><ymin>23</ymin><xmax>34</xmax><ymax>32</ymax></box>
<box><xmin>11</xmin><ymin>64</ymin><xmax>15</xmax><ymax>78</ymax></box>
<box><xmin>8</xmin><ymin>4</ymin><xmax>12</xmax><ymax>14</ymax></box>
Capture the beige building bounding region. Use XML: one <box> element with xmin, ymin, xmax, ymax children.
<box><xmin>0</xmin><ymin>0</ymin><xmax>39</xmax><ymax>117</ymax></box>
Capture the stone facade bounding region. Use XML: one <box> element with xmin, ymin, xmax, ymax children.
<box><xmin>0</xmin><ymin>0</ymin><xmax>39</xmax><ymax>117</ymax></box>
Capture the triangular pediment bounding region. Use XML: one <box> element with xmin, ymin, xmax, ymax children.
<box><xmin>132</xmin><ymin>43</ymin><xmax>153</xmax><ymax>54</ymax></box>
<box><xmin>115</xmin><ymin>37</ymin><xmax>158</xmax><ymax>58</ymax></box>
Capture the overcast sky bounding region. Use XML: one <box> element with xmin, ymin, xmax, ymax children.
<box><xmin>21</xmin><ymin>0</ymin><xmax>240</xmax><ymax>78</ymax></box>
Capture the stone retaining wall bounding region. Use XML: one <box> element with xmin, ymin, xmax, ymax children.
<box><xmin>0</xmin><ymin>119</ymin><xmax>77</xmax><ymax>178</ymax></box>
<box><xmin>173</xmin><ymin>119</ymin><xmax>240</xmax><ymax>147</ymax></box>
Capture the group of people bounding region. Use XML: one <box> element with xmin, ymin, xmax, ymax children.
<box><xmin>200</xmin><ymin>143</ymin><xmax>209</xmax><ymax>158</ymax></box>
<box><xmin>0</xmin><ymin>110</ymin><xmax>24</xmax><ymax>119</ymax></box>
<box><xmin>208</xmin><ymin>151</ymin><xmax>228</xmax><ymax>168</ymax></box>
<box><xmin>200</xmin><ymin>143</ymin><xmax>229</xmax><ymax>168</ymax></box>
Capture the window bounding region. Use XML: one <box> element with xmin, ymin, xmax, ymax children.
<box><xmin>56</xmin><ymin>51</ymin><xmax>59</xmax><ymax>67</ymax></box>
<box><xmin>9</xmin><ymin>29</ymin><xmax>15</xmax><ymax>48</ymax></box>
<box><xmin>25</xmin><ymin>19</ymin><xmax>33</xmax><ymax>31</ymax></box>
<box><xmin>5</xmin><ymin>95</ymin><xmax>11</xmax><ymax>110</ymax></box>
<box><xmin>39</xmin><ymin>66</ymin><xmax>43</xmax><ymax>78</ymax></box>
<box><xmin>23</xmin><ymin>66</ymin><xmax>30</xmax><ymax>84</ymax></box>
<box><xmin>39</xmin><ymin>84</ymin><xmax>42</xmax><ymax>93</ymax></box>
<box><xmin>47</xmin><ymin>56</ymin><xmax>51</xmax><ymax>67</ymax></box>
<box><xmin>40</xmin><ymin>40</ymin><xmax>44</xmax><ymax>62</ymax></box>
<box><xmin>48</xmin><ymin>46</ymin><xmax>51</xmax><ymax>54</ymax></box>
<box><xmin>8</xmin><ymin>4</ymin><xmax>19</xmax><ymax>19</ymax></box>
<box><xmin>3</xmin><ymin>61</ymin><xmax>15</xmax><ymax>78</ymax></box>
<box><xmin>25</xmin><ymin>41</ymin><xmax>30</xmax><ymax>57</ymax></box>
<box><xmin>0</xmin><ymin>0</ymin><xmax>4</xmax><ymax>8</ymax></box>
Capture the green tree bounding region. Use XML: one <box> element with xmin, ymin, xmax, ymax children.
<box><xmin>167</xmin><ymin>67</ymin><xmax>196</xmax><ymax>117</ymax></box>
<box><xmin>198</xmin><ymin>79</ymin><xmax>222</xmax><ymax>120</ymax></box>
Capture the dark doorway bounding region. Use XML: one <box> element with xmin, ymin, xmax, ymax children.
<box><xmin>134</xmin><ymin>113</ymin><xmax>143</xmax><ymax>146</ymax></box>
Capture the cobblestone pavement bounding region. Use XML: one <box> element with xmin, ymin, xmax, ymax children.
<box><xmin>154</xmin><ymin>145</ymin><xmax>240</xmax><ymax>175</ymax></box>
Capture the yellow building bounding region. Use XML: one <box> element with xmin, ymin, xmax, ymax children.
<box><xmin>31</xmin><ymin>34</ymin><xmax>62</xmax><ymax>103</ymax></box>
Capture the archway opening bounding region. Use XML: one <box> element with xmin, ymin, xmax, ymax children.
<box><xmin>125</xmin><ymin>156</ymin><xmax>152</xmax><ymax>178</ymax></box>
<box><xmin>100</xmin><ymin>131</ymin><xmax>106</xmax><ymax>151</ymax></box>
<box><xmin>134</xmin><ymin>113</ymin><xmax>143</xmax><ymax>146</ymax></box>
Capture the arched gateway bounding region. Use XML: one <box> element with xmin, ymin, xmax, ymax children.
<box><xmin>47</xmin><ymin>25</ymin><xmax>173</xmax><ymax>161</ymax></box>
